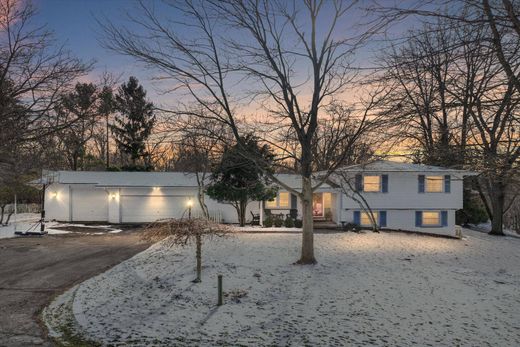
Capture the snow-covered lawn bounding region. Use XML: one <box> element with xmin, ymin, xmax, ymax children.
<box><xmin>47</xmin><ymin>229</ymin><xmax>520</xmax><ymax>346</ymax></box>
<box><xmin>0</xmin><ymin>213</ymin><xmax>122</xmax><ymax>239</ymax></box>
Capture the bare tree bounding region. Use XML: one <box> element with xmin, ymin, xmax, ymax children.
<box><xmin>144</xmin><ymin>218</ymin><xmax>231</xmax><ymax>283</ymax></box>
<box><xmin>374</xmin><ymin>2</ymin><xmax>520</xmax><ymax>235</ymax></box>
<box><xmin>0</xmin><ymin>0</ymin><xmax>88</xmax><ymax>182</ymax></box>
<box><xmin>102</xmin><ymin>0</ymin><xmax>387</xmax><ymax>264</ymax></box>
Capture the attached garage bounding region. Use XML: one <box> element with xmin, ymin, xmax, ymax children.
<box><xmin>120</xmin><ymin>194</ymin><xmax>191</xmax><ymax>223</ymax></box>
<box><xmin>71</xmin><ymin>187</ymin><xmax>108</xmax><ymax>222</ymax></box>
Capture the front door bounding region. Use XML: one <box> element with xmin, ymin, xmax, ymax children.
<box><xmin>313</xmin><ymin>193</ymin><xmax>323</xmax><ymax>217</ymax></box>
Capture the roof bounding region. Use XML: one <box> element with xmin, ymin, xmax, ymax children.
<box><xmin>33</xmin><ymin>160</ymin><xmax>474</xmax><ymax>188</ymax></box>
<box><xmin>336</xmin><ymin>160</ymin><xmax>475</xmax><ymax>174</ymax></box>
<box><xmin>35</xmin><ymin>170</ymin><xmax>311</xmax><ymax>189</ymax></box>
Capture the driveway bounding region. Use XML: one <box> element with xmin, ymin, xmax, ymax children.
<box><xmin>0</xmin><ymin>231</ymin><xmax>151</xmax><ymax>346</ymax></box>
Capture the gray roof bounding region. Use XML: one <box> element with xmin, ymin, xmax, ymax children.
<box><xmin>36</xmin><ymin>170</ymin><xmax>310</xmax><ymax>189</ymax></box>
<box><xmin>34</xmin><ymin>160</ymin><xmax>474</xmax><ymax>188</ymax></box>
<box><xmin>336</xmin><ymin>160</ymin><xmax>475</xmax><ymax>174</ymax></box>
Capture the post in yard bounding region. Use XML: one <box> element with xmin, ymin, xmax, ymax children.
<box><xmin>217</xmin><ymin>274</ymin><xmax>223</xmax><ymax>306</ymax></box>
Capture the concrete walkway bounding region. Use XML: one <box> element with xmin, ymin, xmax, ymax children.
<box><xmin>0</xmin><ymin>231</ymin><xmax>151</xmax><ymax>346</ymax></box>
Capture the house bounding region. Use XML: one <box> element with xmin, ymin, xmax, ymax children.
<box><xmin>39</xmin><ymin>160</ymin><xmax>473</xmax><ymax>237</ymax></box>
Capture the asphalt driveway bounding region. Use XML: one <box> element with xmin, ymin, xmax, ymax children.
<box><xmin>0</xmin><ymin>231</ymin><xmax>151</xmax><ymax>346</ymax></box>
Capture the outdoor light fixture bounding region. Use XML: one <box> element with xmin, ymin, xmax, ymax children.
<box><xmin>110</xmin><ymin>193</ymin><xmax>117</xmax><ymax>200</ymax></box>
<box><xmin>187</xmin><ymin>199</ymin><xmax>193</xmax><ymax>208</ymax></box>
<box><xmin>52</xmin><ymin>191</ymin><xmax>58</xmax><ymax>198</ymax></box>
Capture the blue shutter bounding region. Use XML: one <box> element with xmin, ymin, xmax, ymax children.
<box><xmin>353</xmin><ymin>211</ymin><xmax>360</xmax><ymax>225</ymax></box>
<box><xmin>441</xmin><ymin>211</ymin><xmax>448</xmax><ymax>226</ymax></box>
<box><xmin>444</xmin><ymin>175</ymin><xmax>451</xmax><ymax>193</ymax></box>
<box><xmin>381</xmin><ymin>174</ymin><xmax>388</xmax><ymax>193</ymax></box>
<box><xmin>355</xmin><ymin>174</ymin><xmax>363</xmax><ymax>192</ymax></box>
<box><xmin>290</xmin><ymin>194</ymin><xmax>297</xmax><ymax>209</ymax></box>
<box><xmin>379</xmin><ymin>211</ymin><xmax>387</xmax><ymax>227</ymax></box>
<box><xmin>415</xmin><ymin>211</ymin><xmax>422</xmax><ymax>227</ymax></box>
<box><xmin>418</xmin><ymin>175</ymin><xmax>425</xmax><ymax>193</ymax></box>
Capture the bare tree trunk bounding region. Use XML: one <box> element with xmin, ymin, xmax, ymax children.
<box><xmin>193</xmin><ymin>234</ymin><xmax>202</xmax><ymax>283</ymax></box>
<box><xmin>490</xmin><ymin>188</ymin><xmax>506</xmax><ymax>235</ymax></box>
<box><xmin>0</xmin><ymin>205</ymin><xmax>5</xmax><ymax>225</ymax></box>
<box><xmin>298</xmin><ymin>177</ymin><xmax>316</xmax><ymax>264</ymax></box>
<box><xmin>3</xmin><ymin>211</ymin><xmax>13</xmax><ymax>226</ymax></box>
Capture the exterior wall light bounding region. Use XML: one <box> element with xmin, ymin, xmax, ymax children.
<box><xmin>110</xmin><ymin>193</ymin><xmax>117</xmax><ymax>200</ymax></box>
<box><xmin>52</xmin><ymin>191</ymin><xmax>58</xmax><ymax>198</ymax></box>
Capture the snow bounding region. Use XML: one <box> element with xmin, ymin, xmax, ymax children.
<box><xmin>0</xmin><ymin>213</ymin><xmax>122</xmax><ymax>239</ymax></box>
<box><xmin>231</xmin><ymin>225</ymin><xmax>302</xmax><ymax>233</ymax></box>
<box><xmin>53</xmin><ymin>228</ymin><xmax>520</xmax><ymax>346</ymax></box>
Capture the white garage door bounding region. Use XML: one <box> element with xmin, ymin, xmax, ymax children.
<box><xmin>71</xmin><ymin>188</ymin><xmax>108</xmax><ymax>222</ymax></box>
<box><xmin>120</xmin><ymin>195</ymin><xmax>189</xmax><ymax>223</ymax></box>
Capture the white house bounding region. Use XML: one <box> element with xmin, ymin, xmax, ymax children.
<box><xmin>39</xmin><ymin>160</ymin><xmax>472</xmax><ymax>237</ymax></box>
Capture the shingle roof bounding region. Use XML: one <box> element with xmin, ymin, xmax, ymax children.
<box><xmin>336</xmin><ymin>160</ymin><xmax>474</xmax><ymax>174</ymax></box>
<box><xmin>36</xmin><ymin>170</ymin><xmax>310</xmax><ymax>189</ymax></box>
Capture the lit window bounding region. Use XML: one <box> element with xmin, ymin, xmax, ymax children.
<box><xmin>265</xmin><ymin>198</ymin><xmax>277</xmax><ymax>208</ymax></box>
<box><xmin>363</xmin><ymin>175</ymin><xmax>381</xmax><ymax>192</ymax></box>
<box><xmin>422</xmin><ymin>211</ymin><xmax>441</xmax><ymax>226</ymax></box>
<box><xmin>425</xmin><ymin>176</ymin><xmax>443</xmax><ymax>192</ymax></box>
<box><xmin>279</xmin><ymin>192</ymin><xmax>290</xmax><ymax>208</ymax></box>
<box><xmin>361</xmin><ymin>211</ymin><xmax>378</xmax><ymax>226</ymax></box>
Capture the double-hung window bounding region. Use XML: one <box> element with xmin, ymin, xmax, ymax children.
<box><xmin>355</xmin><ymin>174</ymin><xmax>389</xmax><ymax>193</ymax></box>
<box><xmin>419</xmin><ymin>175</ymin><xmax>451</xmax><ymax>193</ymax></box>
<box><xmin>266</xmin><ymin>192</ymin><xmax>290</xmax><ymax>209</ymax></box>
<box><xmin>415</xmin><ymin>210</ymin><xmax>448</xmax><ymax>227</ymax></box>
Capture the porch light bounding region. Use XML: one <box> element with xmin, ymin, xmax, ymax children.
<box><xmin>52</xmin><ymin>191</ymin><xmax>58</xmax><ymax>198</ymax></box>
<box><xmin>110</xmin><ymin>193</ymin><xmax>117</xmax><ymax>200</ymax></box>
<box><xmin>187</xmin><ymin>199</ymin><xmax>193</xmax><ymax>208</ymax></box>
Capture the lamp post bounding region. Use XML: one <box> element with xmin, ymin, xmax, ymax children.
<box><xmin>187</xmin><ymin>198</ymin><xmax>193</xmax><ymax>219</ymax></box>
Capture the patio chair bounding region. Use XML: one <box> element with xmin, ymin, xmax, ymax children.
<box><xmin>250</xmin><ymin>211</ymin><xmax>260</xmax><ymax>225</ymax></box>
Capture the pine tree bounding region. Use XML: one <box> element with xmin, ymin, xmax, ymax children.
<box><xmin>111</xmin><ymin>76</ymin><xmax>155</xmax><ymax>170</ymax></box>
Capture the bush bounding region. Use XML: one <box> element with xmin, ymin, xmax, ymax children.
<box><xmin>284</xmin><ymin>216</ymin><xmax>294</xmax><ymax>228</ymax></box>
<box><xmin>263</xmin><ymin>216</ymin><xmax>273</xmax><ymax>227</ymax></box>
<box><xmin>274</xmin><ymin>218</ymin><xmax>283</xmax><ymax>227</ymax></box>
<box><xmin>456</xmin><ymin>189</ymin><xmax>489</xmax><ymax>226</ymax></box>
<box><xmin>294</xmin><ymin>219</ymin><xmax>303</xmax><ymax>228</ymax></box>
<box><xmin>343</xmin><ymin>222</ymin><xmax>359</xmax><ymax>231</ymax></box>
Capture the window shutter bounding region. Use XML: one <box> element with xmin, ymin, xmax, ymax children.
<box><xmin>291</xmin><ymin>194</ymin><xmax>297</xmax><ymax>209</ymax></box>
<box><xmin>381</xmin><ymin>174</ymin><xmax>388</xmax><ymax>193</ymax></box>
<box><xmin>444</xmin><ymin>175</ymin><xmax>451</xmax><ymax>193</ymax></box>
<box><xmin>379</xmin><ymin>211</ymin><xmax>387</xmax><ymax>227</ymax></box>
<box><xmin>441</xmin><ymin>211</ymin><xmax>448</xmax><ymax>226</ymax></box>
<box><xmin>355</xmin><ymin>174</ymin><xmax>363</xmax><ymax>192</ymax></box>
<box><xmin>415</xmin><ymin>211</ymin><xmax>422</xmax><ymax>227</ymax></box>
<box><xmin>418</xmin><ymin>175</ymin><xmax>425</xmax><ymax>193</ymax></box>
<box><xmin>353</xmin><ymin>211</ymin><xmax>360</xmax><ymax>225</ymax></box>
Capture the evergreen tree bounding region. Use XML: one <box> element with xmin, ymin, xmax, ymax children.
<box><xmin>206</xmin><ymin>135</ymin><xmax>277</xmax><ymax>226</ymax></box>
<box><xmin>111</xmin><ymin>76</ymin><xmax>155</xmax><ymax>170</ymax></box>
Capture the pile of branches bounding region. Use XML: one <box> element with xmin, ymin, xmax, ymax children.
<box><xmin>142</xmin><ymin>218</ymin><xmax>232</xmax><ymax>246</ymax></box>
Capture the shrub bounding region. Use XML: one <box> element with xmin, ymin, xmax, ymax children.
<box><xmin>294</xmin><ymin>219</ymin><xmax>303</xmax><ymax>228</ymax></box>
<box><xmin>284</xmin><ymin>216</ymin><xmax>295</xmax><ymax>228</ymax></box>
<box><xmin>263</xmin><ymin>216</ymin><xmax>273</xmax><ymax>227</ymax></box>
<box><xmin>343</xmin><ymin>222</ymin><xmax>359</xmax><ymax>231</ymax></box>
<box><xmin>274</xmin><ymin>218</ymin><xmax>284</xmax><ymax>227</ymax></box>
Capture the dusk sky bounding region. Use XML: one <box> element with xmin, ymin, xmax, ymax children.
<box><xmin>34</xmin><ymin>0</ymin><xmax>424</xmax><ymax>108</ymax></box>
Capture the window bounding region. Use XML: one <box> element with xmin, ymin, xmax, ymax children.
<box><xmin>266</xmin><ymin>192</ymin><xmax>290</xmax><ymax>209</ymax></box>
<box><xmin>425</xmin><ymin>176</ymin><xmax>443</xmax><ymax>193</ymax></box>
<box><xmin>361</xmin><ymin>211</ymin><xmax>378</xmax><ymax>226</ymax></box>
<box><xmin>265</xmin><ymin>198</ymin><xmax>277</xmax><ymax>208</ymax></box>
<box><xmin>279</xmin><ymin>192</ymin><xmax>290</xmax><ymax>208</ymax></box>
<box><xmin>422</xmin><ymin>211</ymin><xmax>441</xmax><ymax>226</ymax></box>
<box><xmin>363</xmin><ymin>175</ymin><xmax>381</xmax><ymax>192</ymax></box>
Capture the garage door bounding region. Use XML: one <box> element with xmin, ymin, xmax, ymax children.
<box><xmin>120</xmin><ymin>195</ymin><xmax>189</xmax><ymax>223</ymax></box>
<box><xmin>71</xmin><ymin>188</ymin><xmax>108</xmax><ymax>222</ymax></box>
